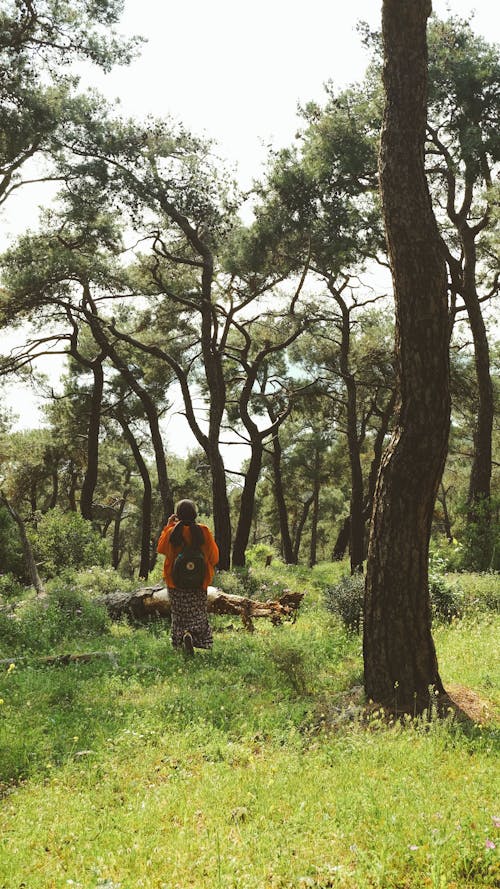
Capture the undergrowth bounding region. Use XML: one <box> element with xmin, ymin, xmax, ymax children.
<box><xmin>0</xmin><ymin>562</ymin><xmax>498</xmax><ymax>888</ymax></box>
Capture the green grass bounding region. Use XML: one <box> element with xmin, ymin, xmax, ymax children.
<box><xmin>0</xmin><ymin>565</ymin><xmax>499</xmax><ymax>888</ymax></box>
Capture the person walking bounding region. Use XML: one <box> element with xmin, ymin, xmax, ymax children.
<box><xmin>157</xmin><ymin>499</ymin><xmax>219</xmax><ymax>655</ymax></box>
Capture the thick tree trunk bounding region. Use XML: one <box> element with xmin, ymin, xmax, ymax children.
<box><xmin>80</xmin><ymin>360</ymin><xmax>104</xmax><ymax>521</ymax></box>
<box><xmin>364</xmin><ymin>0</ymin><xmax>451</xmax><ymax>712</ymax></box>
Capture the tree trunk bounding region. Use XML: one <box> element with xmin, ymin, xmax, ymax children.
<box><xmin>438</xmin><ymin>483</ymin><xmax>453</xmax><ymax>543</ymax></box>
<box><xmin>271</xmin><ymin>431</ymin><xmax>296</xmax><ymax>563</ymax></box>
<box><xmin>68</xmin><ymin>463</ymin><xmax>79</xmax><ymax>512</ymax></box>
<box><xmin>364</xmin><ymin>0</ymin><xmax>451</xmax><ymax>712</ymax></box>
<box><xmin>309</xmin><ymin>449</ymin><xmax>321</xmax><ymax>568</ymax></box>
<box><xmin>332</xmin><ymin>515</ymin><xmax>350</xmax><ymax>561</ymax></box>
<box><xmin>337</xmin><ymin>297</ymin><xmax>365</xmax><ymax>573</ymax></box>
<box><xmin>232</xmin><ymin>443</ymin><xmax>263</xmax><ymax>567</ymax></box>
<box><xmin>112</xmin><ymin>478</ymin><xmax>130</xmax><ymax>570</ymax></box>
<box><xmin>0</xmin><ymin>495</ymin><xmax>45</xmax><ymax>595</ymax></box>
<box><xmin>115</xmin><ymin>412</ymin><xmax>152</xmax><ymax>580</ymax></box>
<box><xmin>461</xmin><ymin>231</ymin><xmax>493</xmax><ymax>519</ymax></box>
<box><xmin>293</xmin><ymin>493</ymin><xmax>314</xmax><ymax>563</ymax></box>
<box><xmin>80</xmin><ymin>359</ymin><xmax>104</xmax><ymax>521</ymax></box>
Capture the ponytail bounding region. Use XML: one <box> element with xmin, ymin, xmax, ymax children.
<box><xmin>170</xmin><ymin>520</ymin><xmax>204</xmax><ymax>548</ymax></box>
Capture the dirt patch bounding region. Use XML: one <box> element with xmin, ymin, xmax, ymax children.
<box><xmin>444</xmin><ymin>683</ymin><xmax>498</xmax><ymax>725</ymax></box>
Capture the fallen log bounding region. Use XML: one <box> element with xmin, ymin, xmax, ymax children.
<box><xmin>100</xmin><ymin>584</ymin><xmax>304</xmax><ymax>628</ymax></box>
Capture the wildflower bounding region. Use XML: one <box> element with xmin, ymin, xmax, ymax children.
<box><xmin>493</xmin><ymin>816</ymin><xmax>500</xmax><ymax>829</ymax></box>
<box><xmin>485</xmin><ymin>839</ymin><xmax>496</xmax><ymax>850</ymax></box>
<box><xmin>408</xmin><ymin>845</ymin><xmax>419</xmax><ymax>851</ymax></box>
<box><xmin>0</xmin><ymin>698</ymin><xmax>4</xmax><ymax>705</ymax></box>
<box><xmin>6</xmin><ymin>663</ymin><xmax>15</xmax><ymax>674</ymax></box>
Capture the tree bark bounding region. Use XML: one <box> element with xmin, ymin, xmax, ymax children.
<box><xmin>364</xmin><ymin>0</ymin><xmax>451</xmax><ymax>712</ymax></box>
<box><xmin>270</xmin><ymin>430</ymin><xmax>296</xmax><ymax>564</ymax></box>
<box><xmin>0</xmin><ymin>494</ymin><xmax>45</xmax><ymax>595</ymax></box>
<box><xmin>332</xmin><ymin>515</ymin><xmax>350</xmax><ymax>561</ymax></box>
<box><xmin>293</xmin><ymin>493</ymin><xmax>314</xmax><ymax>563</ymax></box>
<box><xmin>115</xmin><ymin>411</ymin><xmax>152</xmax><ymax>580</ymax></box>
<box><xmin>232</xmin><ymin>445</ymin><xmax>263</xmax><ymax>567</ymax></box>
<box><xmin>80</xmin><ymin>358</ymin><xmax>104</xmax><ymax>521</ymax></box>
<box><xmin>309</xmin><ymin>448</ymin><xmax>321</xmax><ymax>568</ymax></box>
<box><xmin>461</xmin><ymin>231</ymin><xmax>493</xmax><ymax>516</ymax></box>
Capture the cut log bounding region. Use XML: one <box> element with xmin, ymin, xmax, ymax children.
<box><xmin>100</xmin><ymin>584</ymin><xmax>304</xmax><ymax>627</ymax></box>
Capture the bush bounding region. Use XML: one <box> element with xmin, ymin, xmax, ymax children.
<box><xmin>33</xmin><ymin>508</ymin><xmax>110</xmax><ymax>578</ymax></box>
<box><xmin>245</xmin><ymin>543</ymin><xmax>277</xmax><ymax>566</ymax></box>
<box><xmin>0</xmin><ymin>581</ymin><xmax>111</xmax><ymax>656</ymax></box>
<box><xmin>69</xmin><ymin>565</ymin><xmax>136</xmax><ymax>598</ymax></box>
<box><xmin>324</xmin><ymin>572</ymin><xmax>364</xmax><ymax>634</ymax></box>
<box><xmin>0</xmin><ymin>572</ymin><xmax>28</xmax><ymax>601</ymax></box>
<box><xmin>216</xmin><ymin>565</ymin><xmax>293</xmax><ymax>601</ymax></box>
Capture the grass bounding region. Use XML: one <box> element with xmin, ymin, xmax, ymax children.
<box><xmin>0</xmin><ymin>563</ymin><xmax>498</xmax><ymax>888</ymax></box>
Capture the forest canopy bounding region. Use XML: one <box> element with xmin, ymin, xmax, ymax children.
<box><xmin>0</xmin><ymin>4</ymin><xmax>498</xmax><ymax>587</ymax></box>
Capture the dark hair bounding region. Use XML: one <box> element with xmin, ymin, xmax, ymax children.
<box><xmin>170</xmin><ymin>499</ymin><xmax>204</xmax><ymax>547</ymax></box>
<box><xmin>176</xmin><ymin>499</ymin><xmax>197</xmax><ymax>521</ymax></box>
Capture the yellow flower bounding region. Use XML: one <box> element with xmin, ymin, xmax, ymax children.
<box><xmin>0</xmin><ymin>698</ymin><xmax>4</xmax><ymax>705</ymax></box>
<box><xmin>7</xmin><ymin>663</ymin><xmax>15</xmax><ymax>674</ymax></box>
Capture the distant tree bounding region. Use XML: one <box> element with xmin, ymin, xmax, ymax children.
<box><xmin>364</xmin><ymin>0</ymin><xmax>451</xmax><ymax>711</ymax></box>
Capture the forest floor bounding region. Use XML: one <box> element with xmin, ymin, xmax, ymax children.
<box><xmin>0</xmin><ymin>561</ymin><xmax>498</xmax><ymax>889</ymax></box>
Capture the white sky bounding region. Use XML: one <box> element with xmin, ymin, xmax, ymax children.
<box><xmin>92</xmin><ymin>0</ymin><xmax>500</xmax><ymax>189</ymax></box>
<box><xmin>2</xmin><ymin>0</ymin><xmax>499</xmax><ymax>463</ymax></box>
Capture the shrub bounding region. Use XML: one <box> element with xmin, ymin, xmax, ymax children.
<box><xmin>33</xmin><ymin>508</ymin><xmax>110</xmax><ymax>577</ymax></box>
<box><xmin>216</xmin><ymin>566</ymin><xmax>293</xmax><ymax>601</ymax></box>
<box><xmin>245</xmin><ymin>543</ymin><xmax>276</xmax><ymax>566</ymax></box>
<box><xmin>0</xmin><ymin>581</ymin><xmax>111</xmax><ymax>656</ymax></box>
<box><xmin>0</xmin><ymin>572</ymin><xmax>28</xmax><ymax>601</ymax></box>
<box><xmin>324</xmin><ymin>572</ymin><xmax>365</xmax><ymax>634</ymax></box>
<box><xmin>269</xmin><ymin>643</ymin><xmax>310</xmax><ymax>695</ymax></box>
<box><xmin>69</xmin><ymin>565</ymin><xmax>136</xmax><ymax>598</ymax></box>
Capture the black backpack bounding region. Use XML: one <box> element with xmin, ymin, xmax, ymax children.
<box><xmin>172</xmin><ymin>533</ymin><xmax>206</xmax><ymax>589</ymax></box>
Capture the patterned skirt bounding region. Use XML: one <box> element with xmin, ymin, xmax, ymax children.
<box><xmin>168</xmin><ymin>587</ymin><xmax>213</xmax><ymax>650</ymax></box>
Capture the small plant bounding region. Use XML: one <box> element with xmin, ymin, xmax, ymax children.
<box><xmin>269</xmin><ymin>642</ymin><xmax>311</xmax><ymax>695</ymax></box>
<box><xmin>323</xmin><ymin>572</ymin><xmax>365</xmax><ymax>633</ymax></box>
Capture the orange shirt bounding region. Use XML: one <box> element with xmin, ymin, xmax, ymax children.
<box><xmin>157</xmin><ymin>520</ymin><xmax>219</xmax><ymax>590</ymax></box>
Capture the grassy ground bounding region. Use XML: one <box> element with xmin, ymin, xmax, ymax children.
<box><xmin>0</xmin><ymin>563</ymin><xmax>498</xmax><ymax>889</ymax></box>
